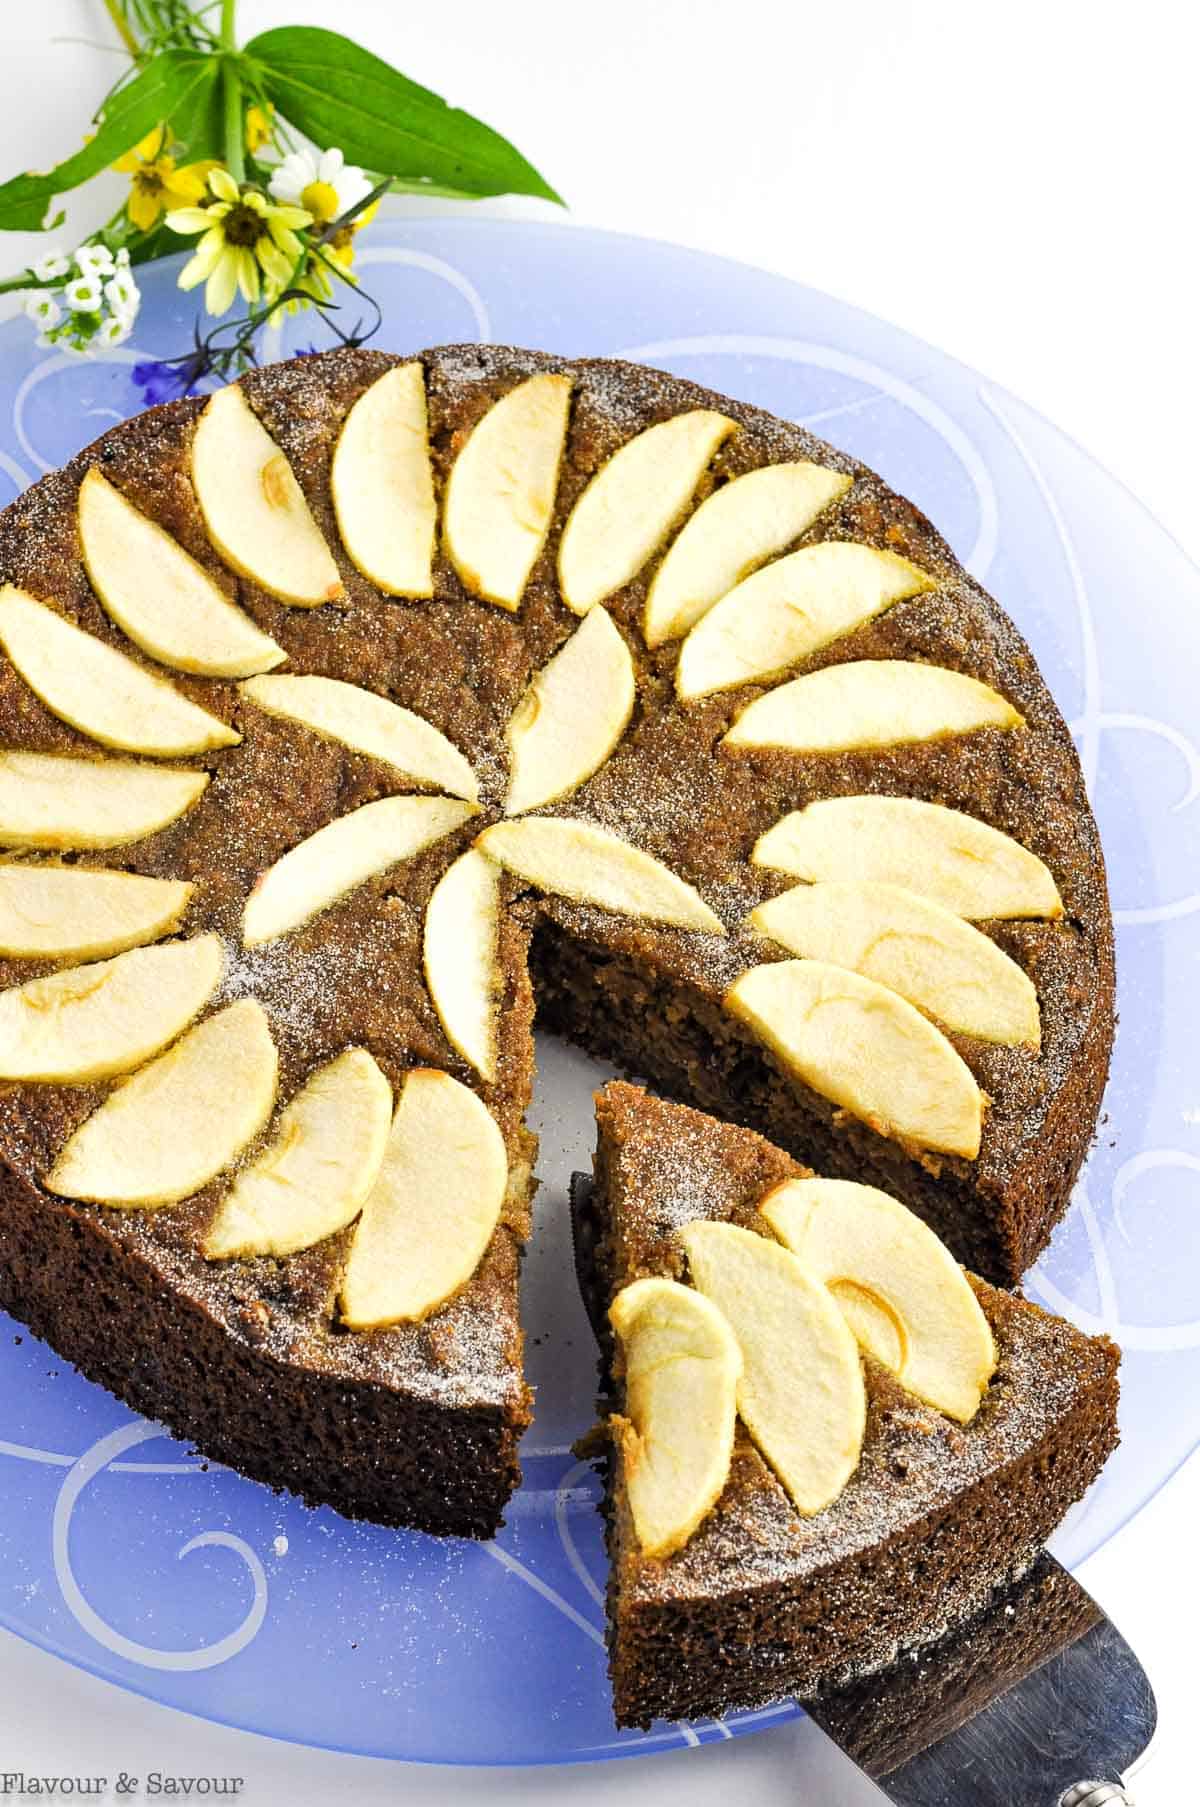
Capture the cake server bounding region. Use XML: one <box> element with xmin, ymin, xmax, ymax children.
<box><xmin>805</xmin><ymin>1551</ymin><xmax>1156</xmax><ymax>1807</ymax></box>
<box><xmin>566</xmin><ymin>1173</ymin><xmax>1157</xmax><ymax>1807</ymax></box>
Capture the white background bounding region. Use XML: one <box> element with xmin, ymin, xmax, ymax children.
<box><xmin>1</xmin><ymin>2</ymin><xmax>1196</xmax><ymax>1801</ymax></box>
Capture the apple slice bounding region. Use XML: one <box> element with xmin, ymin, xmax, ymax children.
<box><xmin>0</xmin><ymin>754</ymin><xmax>207</xmax><ymax>851</ymax></box>
<box><xmin>724</xmin><ymin>659</ymin><xmax>1023</xmax><ymax>753</ymax></box>
<box><xmin>476</xmin><ymin>818</ymin><xmax>724</xmax><ymax>933</ymax></box>
<box><xmin>330</xmin><ymin>363</ymin><xmax>436</xmax><ymax>596</ymax></box>
<box><xmin>679</xmin><ymin>1220</ymin><xmax>866</xmax><ymax>1517</ymax></box>
<box><xmin>340</xmin><ymin>1068</ymin><xmax>507</xmax><ymax>1328</ymax></box>
<box><xmin>761</xmin><ymin>1177</ymin><xmax>997</xmax><ymax>1423</ymax></box>
<box><xmin>752</xmin><ymin>796</ymin><xmax>1063</xmax><ymax>921</ymax></box>
<box><xmin>608</xmin><ymin>1275</ymin><xmax>741</xmax><ymax>1559</ymax></box>
<box><xmin>644</xmin><ymin>462</ymin><xmax>853</xmax><ymax>648</ymax></box>
<box><xmin>558</xmin><ymin>410</ymin><xmax>735</xmax><ymax>614</ymax></box>
<box><xmin>240</xmin><ymin>674</ymin><xmax>478</xmax><ymax>801</ymax></box>
<box><xmin>749</xmin><ymin>881</ymin><xmax>1040</xmax><ymax>1046</ymax></box>
<box><xmin>725</xmin><ymin>958</ymin><xmax>983</xmax><ymax>1158</ymax></box>
<box><xmin>0</xmin><ymin>754</ymin><xmax>207</xmax><ymax>852</ymax></box>
<box><xmin>77</xmin><ymin>468</ymin><xmax>285</xmax><ymax>678</ymax></box>
<box><xmin>423</xmin><ymin>848</ymin><xmax>500</xmax><ymax>1081</ymax></box>
<box><xmin>46</xmin><ymin>998</ymin><xmax>278</xmax><ymax>1208</ymax></box>
<box><xmin>676</xmin><ymin>543</ymin><xmax>934</xmax><ymax>700</ymax></box>
<box><xmin>0</xmin><ymin>587</ymin><xmax>238</xmax><ymax>757</ymax></box>
<box><xmin>203</xmin><ymin>1048</ymin><xmax>392</xmax><ymax>1259</ymax></box>
<box><xmin>243</xmin><ymin>794</ymin><xmax>475</xmax><ymax>947</ymax></box>
<box><xmin>443</xmin><ymin>372</ymin><xmax>573</xmax><ymax>609</ymax></box>
<box><xmin>0</xmin><ymin>932</ymin><xmax>222</xmax><ymax>1083</ymax></box>
<box><xmin>0</xmin><ymin>865</ymin><xmax>192</xmax><ymax>960</ymax></box>
<box><xmin>505</xmin><ymin>606</ymin><xmax>635</xmax><ymax>814</ymax></box>
<box><xmin>191</xmin><ymin>384</ymin><xmax>343</xmax><ymax>606</ymax></box>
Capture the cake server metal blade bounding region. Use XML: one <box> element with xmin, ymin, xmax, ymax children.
<box><xmin>804</xmin><ymin>1548</ymin><xmax>1155</xmax><ymax>1806</ymax></box>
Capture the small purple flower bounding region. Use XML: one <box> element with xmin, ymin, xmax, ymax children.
<box><xmin>131</xmin><ymin>355</ymin><xmax>207</xmax><ymax>406</ymax></box>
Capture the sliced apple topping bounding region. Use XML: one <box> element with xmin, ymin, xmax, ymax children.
<box><xmin>0</xmin><ymin>754</ymin><xmax>207</xmax><ymax>852</ymax></box>
<box><xmin>644</xmin><ymin>462</ymin><xmax>853</xmax><ymax>648</ymax></box>
<box><xmin>0</xmin><ymin>754</ymin><xmax>207</xmax><ymax>851</ymax></box>
<box><xmin>725</xmin><ymin>659</ymin><xmax>1023</xmax><ymax>754</ymax></box>
<box><xmin>443</xmin><ymin>372</ymin><xmax>572</xmax><ymax>610</ymax></box>
<box><xmin>761</xmin><ymin>1177</ymin><xmax>997</xmax><ymax>1423</ymax></box>
<box><xmin>749</xmin><ymin>881</ymin><xmax>1040</xmax><ymax>1047</ymax></box>
<box><xmin>203</xmin><ymin>1048</ymin><xmax>393</xmax><ymax>1260</ymax></box>
<box><xmin>608</xmin><ymin>1275</ymin><xmax>741</xmax><ymax>1559</ymax></box>
<box><xmin>0</xmin><ymin>933</ymin><xmax>222</xmax><ymax>1083</ymax></box>
<box><xmin>0</xmin><ymin>587</ymin><xmax>238</xmax><ymax>757</ymax></box>
<box><xmin>46</xmin><ymin>998</ymin><xmax>278</xmax><ymax>1208</ymax></box>
<box><xmin>423</xmin><ymin>849</ymin><xmax>500</xmax><ymax>1081</ymax></box>
<box><xmin>676</xmin><ymin>543</ymin><xmax>933</xmax><ymax>701</ymax></box>
<box><xmin>243</xmin><ymin>794</ymin><xmax>475</xmax><ymax>948</ymax></box>
<box><xmin>0</xmin><ymin>865</ymin><xmax>192</xmax><ymax>960</ymax></box>
<box><xmin>725</xmin><ymin>959</ymin><xmax>983</xmax><ymax>1159</ymax></box>
<box><xmin>330</xmin><ymin>363</ymin><xmax>436</xmax><ymax>596</ymax></box>
<box><xmin>558</xmin><ymin>410</ymin><xmax>735</xmax><ymax>614</ymax></box>
<box><xmin>77</xmin><ymin>469</ymin><xmax>285</xmax><ymax>678</ymax></box>
<box><xmin>191</xmin><ymin>384</ymin><xmax>343</xmax><ymax>606</ymax></box>
<box><xmin>679</xmin><ymin>1221</ymin><xmax>866</xmax><ymax>1517</ymax></box>
<box><xmin>340</xmin><ymin>1068</ymin><xmax>507</xmax><ymax>1329</ymax></box>
<box><xmin>753</xmin><ymin>796</ymin><xmax>1063</xmax><ymax>921</ymax></box>
<box><xmin>477</xmin><ymin>818</ymin><xmax>723</xmax><ymax>933</ymax></box>
<box><xmin>240</xmin><ymin>674</ymin><xmax>478</xmax><ymax>801</ymax></box>
<box><xmin>505</xmin><ymin>606</ymin><xmax>635</xmax><ymax>814</ymax></box>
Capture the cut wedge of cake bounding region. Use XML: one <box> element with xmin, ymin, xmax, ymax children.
<box><xmin>0</xmin><ymin>344</ymin><xmax>1113</xmax><ymax>1537</ymax></box>
<box><xmin>575</xmin><ymin>1083</ymin><xmax>1119</xmax><ymax>1728</ymax></box>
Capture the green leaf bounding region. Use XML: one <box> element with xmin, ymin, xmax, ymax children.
<box><xmin>245</xmin><ymin>27</ymin><xmax>562</xmax><ymax>205</ymax></box>
<box><xmin>0</xmin><ymin>51</ymin><xmax>221</xmax><ymax>234</ymax></box>
<box><xmin>170</xmin><ymin>53</ymin><xmax>232</xmax><ymax>163</ymax></box>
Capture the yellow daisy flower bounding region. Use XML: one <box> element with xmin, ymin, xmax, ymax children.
<box><xmin>166</xmin><ymin>169</ymin><xmax>312</xmax><ymax>317</ymax></box>
<box><xmin>113</xmin><ymin>127</ymin><xmax>214</xmax><ymax>233</ymax></box>
<box><xmin>245</xmin><ymin>104</ymin><xmax>274</xmax><ymax>154</ymax></box>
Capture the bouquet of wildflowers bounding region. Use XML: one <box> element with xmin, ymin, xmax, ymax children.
<box><xmin>0</xmin><ymin>1</ymin><xmax>559</xmax><ymax>389</ymax></box>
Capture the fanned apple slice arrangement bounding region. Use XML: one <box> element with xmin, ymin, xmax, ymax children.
<box><xmin>0</xmin><ymin>355</ymin><xmax>1069</xmax><ymax>1337</ymax></box>
<box><xmin>610</xmin><ymin>1178</ymin><xmax>998</xmax><ymax>1559</ymax></box>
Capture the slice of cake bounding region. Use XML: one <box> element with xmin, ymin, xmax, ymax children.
<box><xmin>576</xmin><ymin>1082</ymin><xmax>1119</xmax><ymax>1729</ymax></box>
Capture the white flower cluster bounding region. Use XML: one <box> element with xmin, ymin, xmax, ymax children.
<box><xmin>24</xmin><ymin>243</ymin><xmax>141</xmax><ymax>353</ymax></box>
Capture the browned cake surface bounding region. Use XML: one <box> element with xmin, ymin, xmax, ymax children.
<box><xmin>0</xmin><ymin>343</ymin><xmax>1113</xmax><ymax>1535</ymax></box>
<box><xmin>582</xmin><ymin>1083</ymin><xmax>1120</xmax><ymax>1727</ymax></box>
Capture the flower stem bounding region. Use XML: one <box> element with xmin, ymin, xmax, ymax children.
<box><xmin>101</xmin><ymin>0</ymin><xmax>140</xmax><ymax>58</ymax></box>
<box><xmin>220</xmin><ymin>0</ymin><xmax>245</xmax><ymax>184</ymax></box>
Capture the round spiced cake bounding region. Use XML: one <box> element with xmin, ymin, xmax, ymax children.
<box><xmin>0</xmin><ymin>344</ymin><xmax>1114</xmax><ymax>1539</ymax></box>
